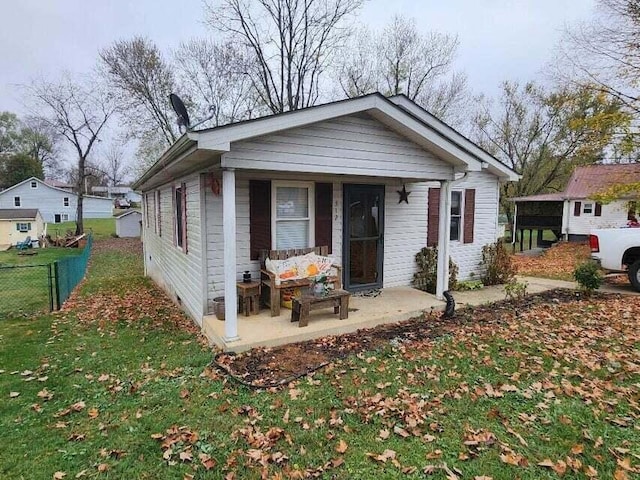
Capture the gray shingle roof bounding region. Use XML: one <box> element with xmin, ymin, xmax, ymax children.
<box><xmin>0</xmin><ymin>209</ymin><xmax>39</xmax><ymax>219</ymax></box>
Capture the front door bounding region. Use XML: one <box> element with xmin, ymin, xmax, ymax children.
<box><xmin>54</xmin><ymin>214</ymin><xmax>61</xmax><ymax>224</ymax></box>
<box><xmin>343</xmin><ymin>184</ymin><xmax>384</xmax><ymax>291</ymax></box>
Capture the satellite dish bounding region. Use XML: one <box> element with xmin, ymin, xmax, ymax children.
<box><xmin>170</xmin><ymin>93</ymin><xmax>191</xmax><ymax>132</ymax></box>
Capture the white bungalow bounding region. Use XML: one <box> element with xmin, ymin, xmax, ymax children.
<box><xmin>132</xmin><ymin>94</ymin><xmax>518</xmax><ymax>349</ymax></box>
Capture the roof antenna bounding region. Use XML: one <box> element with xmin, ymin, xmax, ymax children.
<box><xmin>169</xmin><ymin>93</ymin><xmax>216</xmax><ymax>133</ymax></box>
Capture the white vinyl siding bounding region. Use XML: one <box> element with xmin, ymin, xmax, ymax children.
<box><xmin>142</xmin><ymin>174</ymin><xmax>204</xmax><ymax>324</ymax></box>
<box><xmin>566</xmin><ymin>200</ymin><xmax>628</xmax><ymax>236</ymax></box>
<box><xmin>221</xmin><ymin>113</ymin><xmax>453</xmax><ymax>180</ymax></box>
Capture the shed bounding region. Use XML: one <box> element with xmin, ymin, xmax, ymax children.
<box><xmin>0</xmin><ymin>208</ymin><xmax>45</xmax><ymax>246</ymax></box>
<box><xmin>116</xmin><ymin>210</ymin><xmax>142</xmax><ymax>238</ymax></box>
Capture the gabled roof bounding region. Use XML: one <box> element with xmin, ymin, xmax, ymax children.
<box><xmin>0</xmin><ymin>208</ymin><xmax>40</xmax><ymax>220</ymax></box>
<box><xmin>513</xmin><ymin>163</ymin><xmax>640</xmax><ymax>202</ymax></box>
<box><xmin>564</xmin><ymin>163</ymin><xmax>640</xmax><ymax>199</ymax></box>
<box><xmin>133</xmin><ymin>93</ymin><xmax>519</xmax><ymax>190</ymax></box>
<box><xmin>0</xmin><ymin>177</ymin><xmax>113</xmax><ymax>201</ymax></box>
<box><xmin>116</xmin><ymin>210</ymin><xmax>142</xmax><ymax>219</ymax></box>
<box><xmin>44</xmin><ymin>179</ymin><xmax>73</xmax><ymax>189</ymax></box>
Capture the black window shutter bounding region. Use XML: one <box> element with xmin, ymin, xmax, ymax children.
<box><xmin>463</xmin><ymin>189</ymin><xmax>476</xmax><ymax>244</ymax></box>
<box><xmin>249</xmin><ymin>180</ymin><xmax>271</xmax><ymax>260</ymax></box>
<box><xmin>427</xmin><ymin>188</ymin><xmax>440</xmax><ymax>247</ymax></box>
<box><xmin>574</xmin><ymin>201</ymin><xmax>581</xmax><ymax>216</ymax></box>
<box><xmin>594</xmin><ymin>202</ymin><xmax>602</xmax><ymax>217</ymax></box>
<box><xmin>315</xmin><ymin>183</ymin><xmax>333</xmax><ymax>253</ymax></box>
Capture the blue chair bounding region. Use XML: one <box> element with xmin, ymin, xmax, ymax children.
<box><xmin>16</xmin><ymin>236</ymin><xmax>32</xmax><ymax>250</ymax></box>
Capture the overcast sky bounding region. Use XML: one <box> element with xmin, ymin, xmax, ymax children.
<box><xmin>1</xmin><ymin>0</ymin><xmax>597</xmax><ymax>117</ymax></box>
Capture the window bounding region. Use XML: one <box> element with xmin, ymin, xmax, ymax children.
<box><xmin>30</xmin><ymin>181</ymin><xmax>37</xmax><ymax>189</ymax></box>
<box><xmin>16</xmin><ymin>223</ymin><xmax>31</xmax><ymax>232</ymax></box>
<box><xmin>272</xmin><ymin>182</ymin><xmax>314</xmax><ymax>249</ymax></box>
<box><xmin>450</xmin><ymin>191</ymin><xmax>462</xmax><ymax>241</ymax></box>
<box><xmin>63</xmin><ymin>197</ymin><xmax>69</xmax><ymax>207</ymax></box>
<box><xmin>61</xmin><ymin>214</ymin><xmax>69</xmax><ymax>222</ymax></box>
<box><xmin>145</xmin><ymin>193</ymin><xmax>150</xmax><ymax>228</ymax></box>
<box><xmin>14</xmin><ymin>196</ymin><xmax>20</xmax><ymax>207</ymax></box>
<box><xmin>583</xmin><ymin>203</ymin><xmax>593</xmax><ymax>214</ymax></box>
<box><xmin>175</xmin><ymin>186</ymin><xmax>184</xmax><ymax>248</ymax></box>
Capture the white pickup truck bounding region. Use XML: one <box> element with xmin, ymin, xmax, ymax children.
<box><xmin>590</xmin><ymin>228</ymin><xmax>640</xmax><ymax>291</ymax></box>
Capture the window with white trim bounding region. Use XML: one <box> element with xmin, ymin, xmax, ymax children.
<box><xmin>30</xmin><ymin>181</ymin><xmax>37</xmax><ymax>189</ymax></box>
<box><xmin>16</xmin><ymin>223</ymin><xmax>31</xmax><ymax>232</ymax></box>
<box><xmin>583</xmin><ymin>203</ymin><xmax>593</xmax><ymax>214</ymax></box>
<box><xmin>272</xmin><ymin>182</ymin><xmax>314</xmax><ymax>250</ymax></box>
<box><xmin>14</xmin><ymin>196</ymin><xmax>20</xmax><ymax>207</ymax></box>
<box><xmin>63</xmin><ymin>197</ymin><xmax>69</xmax><ymax>207</ymax></box>
<box><xmin>450</xmin><ymin>191</ymin><xmax>463</xmax><ymax>241</ymax></box>
<box><xmin>61</xmin><ymin>214</ymin><xmax>69</xmax><ymax>221</ymax></box>
<box><xmin>175</xmin><ymin>186</ymin><xmax>184</xmax><ymax>248</ymax></box>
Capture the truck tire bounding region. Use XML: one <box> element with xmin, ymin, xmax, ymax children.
<box><xmin>628</xmin><ymin>260</ymin><xmax>640</xmax><ymax>292</ymax></box>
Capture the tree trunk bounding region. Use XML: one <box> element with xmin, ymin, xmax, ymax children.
<box><xmin>75</xmin><ymin>155</ymin><xmax>85</xmax><ymax>235</ymax></box>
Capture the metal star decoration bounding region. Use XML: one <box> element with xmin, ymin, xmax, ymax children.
<box><xmin>397</xmin><ymin>184</ymin><xmax>411</xmax><ymax>204</ymax></box>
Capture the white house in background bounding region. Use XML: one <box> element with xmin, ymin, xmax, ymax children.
<box><xmin>513</xmin><ymin>164</ymin><xmax>640</xmax><ymax>242</ymax></box>
<box><xmin>0</xmin><ymin>209</ymin><xmax>45</xmax><ymax>246</ymax></box>
<box><xmin>115</xmin><ymin>210</ymin><xmax>142</xmax><ymax>237</ymax></box>
<box><xmin>92</xmin><ymin>185</ymin><xmax>142</xmax><ymax>204</ymax></box>
<box><xmin>0</xmin><ymin>177</ymin><xmax>113</xmax><ymax>223</ymax></box>
<box><xmin>132</xmin><ymin>93</ymin><xmax>519</xmax><ymax>345</ymax></box>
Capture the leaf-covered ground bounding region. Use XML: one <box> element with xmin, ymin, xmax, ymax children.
<box><xmin>1</xmin><ymin>239</ymin><xmax>639</xmax><ymax>479</ymax></box>
<box><xmin>512</xmin><ymin>242</ymin><xmax>592</xmax><ymax>281</ymax></box>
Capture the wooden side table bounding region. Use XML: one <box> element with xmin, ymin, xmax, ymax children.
<box><xmin>291</xmin><ymin>289</ymin><xmax>350</xmax><ymax>327</ymax></box>
<box><xmin>237</xmin><ymin>281</ymin><xmax>261</xmax><ymax>316</ymax></box>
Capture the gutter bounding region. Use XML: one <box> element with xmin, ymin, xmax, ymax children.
<box><xmin>132</xmin><ymin>134</ymin><xmax>197</xmax><ymax>191</ymax></box>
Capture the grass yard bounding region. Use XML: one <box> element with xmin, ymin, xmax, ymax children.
<box><xmin>50</xmin><ymin>217</ymin><xmax>116</xmax><ymax>240</ymax></box>
<box><xmin>0</xmin><ymin>247</ymin><xmax>83</xmax><ymax>317</ymax></box>
<box><xmin>0</xmin><ymin>240</ymin><xmax>639</xmax><ymax>479</ymax></box>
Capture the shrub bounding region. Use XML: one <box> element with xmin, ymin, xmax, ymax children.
<box><xmin>504</xmin><ymin>278</ymin><xmax>528</xmax><ymax>300</ymax></box>
<box><xmin>574</xmin><ymin>261</ymin><xmax>603</xmax><ymax>294</ymax></box>
<box><xmin>455</xmin><ymin>280</ymin><xmax>484</xmax><ymax>291</ymax></box>
<box><xmin>412</xmin><ymin>247</ymin><xmax>458</xmax><ymax>294</ymax></box>
<box><xmin>481</xmin><ymin>241</ymin><xmax>516</xmax><ymax>285</ymax></box>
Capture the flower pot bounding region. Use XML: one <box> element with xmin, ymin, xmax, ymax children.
<box><xmin>213</xmin><ymin>296</ymin><xmax>225</xmax><ymax>321</ymax></box>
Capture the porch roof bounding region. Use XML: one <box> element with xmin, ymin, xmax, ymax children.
<box><xmin>133</xmin><ymin>93</ymin><xmax>519</xmax><ymax>191</ymax></box>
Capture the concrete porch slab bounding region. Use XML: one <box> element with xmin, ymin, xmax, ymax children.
<box><xmin>202</xmin><ymin>286</ymin><xmax>445</xmax><ymax>352</ymax></box>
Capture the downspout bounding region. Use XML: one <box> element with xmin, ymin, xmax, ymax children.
<box><xmin>512</xmin><ymin>202</ymin><xmax>518</xmax><ymax>246</ymax></box>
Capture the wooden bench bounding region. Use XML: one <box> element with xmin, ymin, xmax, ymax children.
<box><xmin>260</xmin><ymin>246</ymin><xmax>342</xmax><ymax>317</ymax></box>
<box><xmin>291</xmin><ymin>289</ymin><xmax>350</xmax><ymax>327</ymax></box>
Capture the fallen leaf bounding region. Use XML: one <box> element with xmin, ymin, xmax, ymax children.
<box><xmin>53</xmin><ymin>472</ymin><xmax>66</xmax><ymax>479</ymax></box>
<box><xmin>88</xmin><ymin>408</ymin><xmax>99</xmax><ymax>419</ymax></box>
<box><xmin>179</xmin><ymin>389</ymin><xmax>190</xmax><ymax>399</ymax></box>
<box><xmin>378</xmin><ymin>429</ymin><xmax>390</xmax><ymax>440</ymax></box>
<box><xmin>336</xmin><ymin>439</ymin><xmax>348</xmax><ymax>454</ymax></box>
<box><xmin>199</xmin><ymin>453</ymin><xmax>216</xmax><ymax>470</ymax></box>
<box><xmin>571</xmin><ymin>444</ymin><xmax>584</xmax><ymax>455</ymax></box>
<box><xmin>97</xmin><ymin>463</ymin><xmax>109</xmax><ymax>473</ymax></box>
<box><xmin>9</xmin><ymin>391</ymin><xmax>20</xmax><ymax>398</ymax></box>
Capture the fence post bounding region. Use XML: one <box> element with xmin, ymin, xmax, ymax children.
<box><xmin>47</xmin><ymin>263</ymin><xmax>54</xmax><ymax>312</ymax></box>
<box><xmin>54</xmin><ymin>261</ymin><xmax>61</xmax><ymax>310</ymax></box>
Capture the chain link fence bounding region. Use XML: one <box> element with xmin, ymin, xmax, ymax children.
<box><xmin>0</xmin><ymin>234</ymin><xmax>93</xmax><ymax>319</ymax></box>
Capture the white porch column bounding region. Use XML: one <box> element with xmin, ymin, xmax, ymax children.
<box><xmin>436</xmin><ymin>180</ymin><xmax>452</xmax><ymax>300</ymax></box>
<box><xmin>222</xmin><ymin>168</ymin><xmax>239</xmax><ymax>342</ymax></box>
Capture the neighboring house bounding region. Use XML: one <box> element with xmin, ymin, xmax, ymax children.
<box><xmin>92</xmin><ymin>185</ymin><xmax>142</xmax><ymax>204</ymax></box>
<box><xmin>0</xmin><ymin>209</ymin><xmax>44</xmax><ymax>246</ymax></box>
<box><xmin>44</xmin><ymin>179</ymin><xmax>74</xmax><ymax>192</ymax></box>
<box><xmin>513</xmin><ymin>163</ymin><xmax>640</xmax><ymax>242</ymax></box>
<box><xmin>133</xmin><ymin>93</ymin><xmax>518</xmax><ymax>341</ymax></box>
<box><xmin>0</xmin><ymin>177</ymin><xmax>113</xmax><ymax>223</ymax></box>
<box><xmin>115</xmin><ymin>210</ymin><xmax>142</xmax><ymax>238</ymax></box>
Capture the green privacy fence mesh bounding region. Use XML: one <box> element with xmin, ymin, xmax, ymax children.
<box><xmin>54</xmin><ymin>234</ymin><xmax>93</xmax><ymax>309</ymax></box>
<box><xmin>0</xmin><ymin>234</ymin><xmax>92</xmax><ymax>318</ymax></box>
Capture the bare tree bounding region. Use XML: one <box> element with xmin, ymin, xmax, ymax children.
<box><xmin>206</xmin><ymin>0</ymin><xmax>364</xmax><ymax>114</ymax></box>
<box><xmin>26</xmin><ymin>75</ymin><xmax>115</xmax><ymax>234</ymax></box>
<box><xmin>100</xmin><ymin>37</ymin><xmax>178</xmax><ymax>149</ymax></box>
<box><xmin>175</xmin><ymin>39</ymin><xmax>262</xmax><ymax>126</ymax></box>
<box><xmin>336</xmin><ymin>15</ymin><xmax>468</xmax><ymax>124</ymax></box>
<box><xmin>555</xmin><ymin>0</ymin><xmax>640</xmax><ymax>116</ymax></box>
<box><xmin>101</xmin><ymin>144</ymin><xmax>130</xmax><ymax>186</ymax></box>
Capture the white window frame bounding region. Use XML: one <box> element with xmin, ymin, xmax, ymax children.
<box><xmin>58</xmin><ymin>213</ymin><xmax>69</xmax><ymax>222</ymax></box>
<box><xmin>583</xmin><ymin>202</ymin><xmax>593</xmax><ymax>215</ymax></box>
<box><xmin>63</xmin><ymin>197</ymin><xmax>69</xmax><ymax>207</ymax></box>
<box><xmin>14</xmin><ymin>196</ymin><xmax>20</xmax><ymax>207</ymax></box>
<box><xmin>30</xmin><ymin>181</ymin><xmax>37</xmax><ymax>189</ymax></box>
<box><xmin>450</xmin><ymin>190</ymin><xmax>464</xmax><ymax>242</ymax></box>
<box><xmin>16</xmin><ymin>222</ymin><xmax>31</xmax><ymax>232</ymax></box>
<box><xmin>271</xmin><ymin>181</ymin><xmax>315</xmax><ymax>250</ymax></box>
<box><xmin>174</xmin><ymin>185</ymin><xmax>184</xmax><ymax>250</ymax></box>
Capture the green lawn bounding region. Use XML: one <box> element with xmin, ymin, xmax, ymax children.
<box><xmin>50</xmin><ymin>217</ymin><xmax>116</xmax><ymax>240</ymax></box>
<box><xmin>0</xmin><ymin>240</ymin><xmax>638</xmax><ymax>479</ymax></box>
<box><xmin>0</xmin><ymin>247</ymin><xmax>83</xmax><ymax>317</ymax></box>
